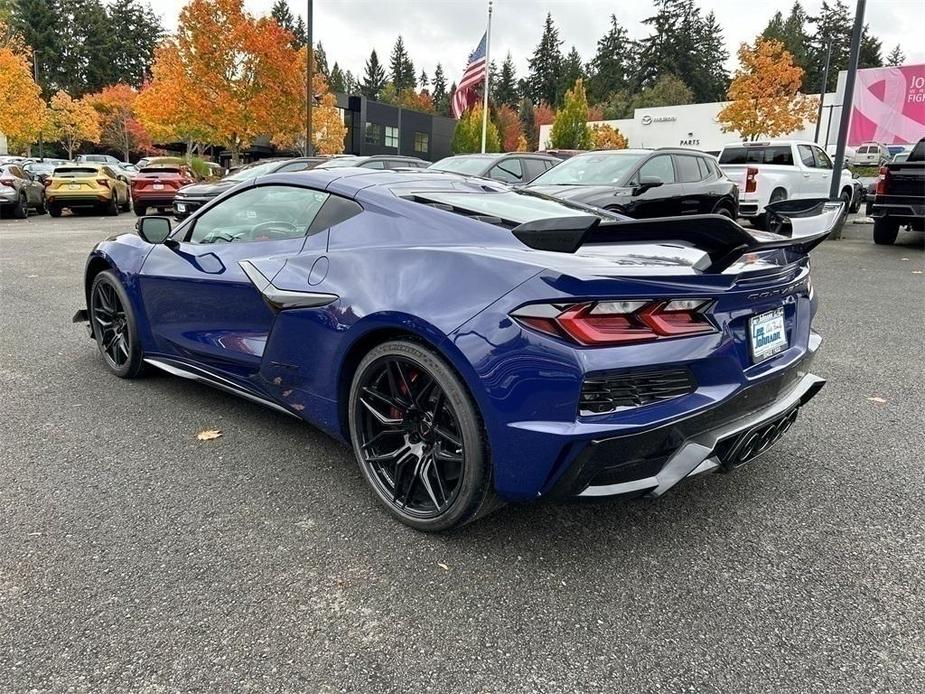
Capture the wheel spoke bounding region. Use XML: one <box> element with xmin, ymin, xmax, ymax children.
<box><xmin>418</xmin><ymin>454</ymin><xmax>442</xmax><ymax>510</ymax></box>
<box><xmin>434</xmin><ymin>446</ymin><xmax>463</xmax><ymax>464</ymax></box>
<box><xmin>117</xmin><ymin>334</ymin><xmax>129</xmax><ymax>359</ymax></box>
<box><xmin>359</xmin><ymin>397</ymin><xmax>403</xmax><ymax>426</ymax></box>
<box><xmin>434</xmin><ymin>425</ymin><xmax>461</xmax><ymax>449</ymax></box>
<box><xmin>361</xmin><ymin>386</ymin><xmax>406</xmax><ymax>414</ymax></box>
<box><xmin>366</xmin><ymin>444</ymin><xmax>409</xmax><ymax>464</ymax></box>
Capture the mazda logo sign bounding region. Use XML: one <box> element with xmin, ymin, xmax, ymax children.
<box><xmin>641</xmin><ymin>115</ymin><xmax>652</xmax><ymax>125</ymax></box>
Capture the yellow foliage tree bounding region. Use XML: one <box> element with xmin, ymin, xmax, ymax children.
<box><xmin>0</xmin><ymin>20</ymin><xmax>46</xmax><ymax>153</ymax></box>
<box><xmin>514</xmin><ymin>133</ymin><xmax>529</xmax><ymax>152</ymax></box>
<box><xmin>718</xmin><ymin>38</ymin><xmax>818</xmax><ymax>141</ymax></box>
<box><xmin>311</xmin><ymin>92</ymin><xmax>348</xmax><ymax>155</ymax></box>
<box><xmin>47</xmin><ymin>91</ymin><xmax>100</xmax><ymax>158</ymax></box>
<box><xmin>590</xmin><ymin>124</ymin><xmax>628</xmax><ymax>150</ymax></box>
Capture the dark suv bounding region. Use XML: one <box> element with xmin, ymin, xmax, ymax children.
<box><xmin>429</xmin><ymin>153</ymin><xmax>559</xmax><ymax>184</ymax></box>
<box><xmin>526</xmin><ymin>148</ymin><xmax>739</xmax><ymax>219</ymax></box>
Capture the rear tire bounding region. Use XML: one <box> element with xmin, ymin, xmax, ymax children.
<box><xmin>48</xmin><ymin>204</ymin><xmax>62</xmax><ymax>218</ymax></box>
<box><xmin>753</xmin><ymin>188</ymin><xmax>787</xmax><ymax>231</ymax></box>
<box><xmin>105</xmin><ymin>194</ymin><xmax>119</xmax><ymax>216</ymax></box>
<box><xmin>120</xmin><ymin>192</ymin><xmax>131</xmax><ymax>212</ymax></box>
<box><xmin>12</xmin><ymin>193</ymin><xmax>27</xmax><ymax>219</ymax></box>
<box><xmin>873</xmin><ymin>217</ymin><xmax>900</xmax><ymax>245</ymax></box>
<box><xmin>348</xmin><ymin>339</ymin><xmax>499</xmax><ymax>532</ymax></box>
<box><xmin>134</xmin><ymin>202</ymin><xmax>146</xmax><ymax>216</ymax></box>
<box><xmin>713</xmin><ymin>204</ymin><xmax>735</xmax><ymax>219</ymax></box>
<box><xmin>89</xmin><ymin>270</ymin><xmax>147</xmax><ymax>379</ymax></box>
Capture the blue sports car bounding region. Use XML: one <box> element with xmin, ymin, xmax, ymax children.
<box><xmin>74</xmin><ymin>168</ymin><xmax>841</xmax><ymax>531</ymax></box>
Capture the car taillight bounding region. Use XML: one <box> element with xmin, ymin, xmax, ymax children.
<box><xmin>874</xmin><ymin>165</ymin><xmax>889</xmax><ymax>195</ymax></box>
<box><xmin>96</xmin><ymin>178</ymin><xmax>110</xmax><ymax>188</ymax></box>
<box><xmin>0</xmin><ymin>177</ymin><xmax>14</xmax><ymax>186</ymax></box>
<box><xmin>43</xmin><ymin>178</ymin><xmax>52</xmax><ymax>187</ymax></box>
<box><xmin>745</xmin><ymin>167</ymin><xmax>758</xmax><ymax>193</ymax></box>
<box><xmin>511</xmin><ymin>299</ymin><xmax>714</xmax><ymax>346</ymax></box>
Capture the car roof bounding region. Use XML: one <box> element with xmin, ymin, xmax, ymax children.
<box><xmin>255</xmin><ymin>167</ymin><xmax>497</xmax><ymax>198</ymax></box>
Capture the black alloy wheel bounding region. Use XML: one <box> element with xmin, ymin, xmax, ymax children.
<box><xmin>89</xmin><ymin>271</ymin><xmax>146</xmax><ymax>378</ymax></box>
<box><xmin>349</xmin><ymin>341</ymin><xmax>497</xmax><ymax>531</ymax></box>
<box><xmin>13</xmin><ymin>193</ymin><xmax>28</xmax><ymax>219</ymax></box>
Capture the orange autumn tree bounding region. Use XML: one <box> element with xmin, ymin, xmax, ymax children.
<box><xmin>495</xmin><ymin>104</ymin><xmax>523</xmax><ymax>152</ymax></box>
<box><xmin>47</xmin><ymin>91</ymin><xmax>100</xmax><ymax>158</ymax></box>
<box><xmin>135</xmin><ymin>41</ymin><xmax>216</xmax><ymax>158</ymax></box>
<box><xmin>86</xmin><ymin>84</ymin><xmax>153</xmax><ymax>161</ymax></box>
<box><xmin>718</xmin><ymin>38</ymin><xmax>818</xmax><ymax>141</ymax></box>
<box><xmin>0</xmin><ymin>19</ymin><xmax>46</xmax><ymax>154</ymax></box>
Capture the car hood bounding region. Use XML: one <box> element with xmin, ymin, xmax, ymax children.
<box><xmin>177</xmin><ymin>180</ymin><xmax>238</xmax><ymax>197</ymax></box>
<box><xmin>526</xmin><ymin>184</ymin><xmax>628</xmax><ymax>205</ymax></box>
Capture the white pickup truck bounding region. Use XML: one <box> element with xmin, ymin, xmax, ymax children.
<box><xmin>718</xmin><ymin>140</ymin><xmax>854</xmax><ymax>229</ymax></box>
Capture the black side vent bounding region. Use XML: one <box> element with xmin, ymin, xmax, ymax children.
<box><xmin>580</xmin><ymin>368</ymin><xmax>696</xmax><ymax>416</ymax></box>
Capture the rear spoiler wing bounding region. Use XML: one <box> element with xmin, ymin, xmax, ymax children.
<box><xmin>513</xmin><ymin>198</ymin><xmax>844</xmax><ymax>273</ymax></box>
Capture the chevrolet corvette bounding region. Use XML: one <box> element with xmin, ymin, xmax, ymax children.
<box><xmin>74</xmin><ymin>168</ymin><xmax>841</xmax><ymax>531</ymax></box>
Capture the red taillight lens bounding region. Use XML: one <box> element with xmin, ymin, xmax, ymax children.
<box><xmin>96</xmin><ymin>178</ymin><xmax>110</xmax><ymax>188</ymax></box>
<box><xmin>0</xmin><ymin>177</ymin><xmax>14</xmax><ymax>186</ymax></box>
<box><xmin>43</xmin><ymin>177</ymin><xmax>52</xmax><ymax>187</ymax></box>
<box><xmin>874</xmin><ymin>165</ymin><xmax>889</xmax><ymax>195</ymax></box>
<box><xmin>512</xmin><ymin>299</ymin><xmax>714</xmax><ymax>346</ymax></box>
<box><xmin>745</xmin><ymin>167</ymin><xmax>758</xmax><ymax>193</ymax></box>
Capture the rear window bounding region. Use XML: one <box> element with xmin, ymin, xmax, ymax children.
<box><xmin>909</xmin><ymin>140</ymin><xmax>925</xmax><ymax>162</ymax></box>
<box><xmin>139</xmin><ymin>167</ymin><xmax>181</xmax><ymax>175</ymax></box>
<box><xmin>411</xmin><ymin>190</ymin><xmax>607</xmax><ymax>225</ymax></box>
<box><xmin>719</xmin><ymin>146</ymin><xmax>794</xmax><ymax>166</ymax></box>
<box><xmin>53</xmin><ymin>167</ymin><xmax>99</xmax><ymax>177</ymax></box>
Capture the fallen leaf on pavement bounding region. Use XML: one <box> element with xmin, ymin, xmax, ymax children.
<box><xmin>866</xmin><ymin>397</ymin><xmax>887</xmax><ymax>404</ymax></box>
<box><xmin>196</xmin><ymin>429</ymin><xmax>223</xmax><ymax>441</ymax></box>
<box><xmin>437</xmin><ymin>562</ymin><xmax>449</xmax><ymax>571</ymax></box>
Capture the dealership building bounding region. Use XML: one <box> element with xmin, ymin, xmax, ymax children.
<box><xmin>539</xmin><ymin>64</ymin><xmax>925</xmax><ymax>155</ymax></box>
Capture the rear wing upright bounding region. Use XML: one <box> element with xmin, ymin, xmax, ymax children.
<box><xmin>512</xmin><ymin>198</ymin><xmax>844</xmax><ymax>273</ymax></box>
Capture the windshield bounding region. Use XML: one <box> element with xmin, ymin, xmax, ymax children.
<box><xmin>429</xmin><ymin>156</ymin><xmax>496</xmax><ymax>175</ymax></box>
<box><xmin>909</xmin><ymin>140</ymin><xmax>925</xmax><ymax>162</ymax></box>
<box><xmin>224</xmin><ymin>160</ymin><xmax>286</xmax><ymax>181</ymax></box>
<box><xmin>530</xmin><ymin>152</ymin><xmax>646</xmax><ymax>185</ymax></box>
<box><xmin>719</xmin><ymin>146</ymin><xmax>794</xmax><ymax>165</ymax></box>
<box><xmin>315</xmin><ymin>158</ymin><xmax>364</xmax><ymax>169</ymax></box>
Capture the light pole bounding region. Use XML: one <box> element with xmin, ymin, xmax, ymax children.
<box><xmin>829</xmin><ymin>0</ymin><xmax>865</xmax><ymax>201</ymax></box>
<box><xmin>813</xmin><ymin>41</ymin><xmax>832</xmax><ymax>144</ymax></box>
<box><xmin>33</xmin><ymin>50</ymin><xmax>44</xmax><ymax>159</ymax></box>
<box><xmin>306</xmin><ymin>0</ymin><xmax>313</xmax><ymax>155</ymax></box>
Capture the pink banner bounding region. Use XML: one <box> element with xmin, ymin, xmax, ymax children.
<box><xmin>848</xmin><ymin>64</ymin><xmax>925</xmax><ymax>145</ymax></box>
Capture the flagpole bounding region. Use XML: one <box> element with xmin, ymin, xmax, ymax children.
<box><xmin>480</xmin><ymin>0</ymin><xmax>493</xmax><ymax>153</ymax></box>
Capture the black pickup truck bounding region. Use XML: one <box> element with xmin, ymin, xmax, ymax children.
<box><xmin>870</xmin><ymin>137</ymin><xmax>925</xmax><ymax>245</ymax></box>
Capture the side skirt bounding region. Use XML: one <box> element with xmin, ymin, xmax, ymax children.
<box><xmin>144</xmin><ymin>357</ymin><xmax>301</xmax><ymax>420</ymax></box>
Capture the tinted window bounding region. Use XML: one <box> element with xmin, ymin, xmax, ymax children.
<box><xmin>639</xmin><ymin>155</ymin><xmax>676</xmax><ymax>183</ymax></box>
<box><xmin>189</xmin><ymin>185</ymin><xmax>330</xmax><ymax>244</ymax></box>
<box><xmin>719</xmin><ymin>146</ymin><xmax>793</xmax><ymax>165</ymax></box>
<box><xmin>522</xmin><ymin>159</ymin><xmax>548</xmax><ymax>181</ymax></box>
<box><xmin>361</xmin><ymin>160</ymin><xmax>386</xmax><ymax>169</ymax></box>
<box><xmin>696</xmin><ymin>157</ymin><xmax>710</xmax><ymax>180</ymax></box>
<box><xmin>530</xmin><ymin>152</ymin><xmax>647</xmax><ymax>185</ymax></box>
<box><xmin>307</xmin><ymin>195</ymin><xmax>363</xmax><ymax>235</ymax></box>
<box><xmin>416</xmin><ymin>190</ymin><xmax>609</xmax><ymax>224</ymax></box>
<box><xmin>675</xmin><ymin>155</ymin><xmax>702</xmax><ymax>183</ymax></box>
<box><xmin>489</xmin><ymin>158</ymin><xmax>524</xmax><ymax>183</ymax></box>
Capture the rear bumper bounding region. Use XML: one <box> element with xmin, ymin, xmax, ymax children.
<box><xmin>539</xmin><ymin>331</ymin><xmax>824</xmax><ymax>500</ymax></box>
<box><xmin>47</xmin><ymin>194</ymin><xmax>109</xmax><ymax>207</ymax></box>
<box><xmin>133</xmin><ymin>192</ymin><xmax>177</xmax><ymax>207</ymax></box>
<box><xmin>172</xmin><ymin>197</ymin><xmax>210</xmax><ymax>218</ymax></box>
<box><xmin>870</xmin><ymin>202</ymin><xmax>925</xmax><ymax>220</ymax></box>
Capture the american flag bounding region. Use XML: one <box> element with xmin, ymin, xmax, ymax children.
<box><xmin>452</xmin><ymin>32</ymin><xmax>487</xmax><ymax>119</ymax></box>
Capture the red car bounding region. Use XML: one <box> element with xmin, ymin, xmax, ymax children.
<box><xmin>132</xmin><ymin>165</ymin><xmax>195</xmax><ymax>216</ymax></box>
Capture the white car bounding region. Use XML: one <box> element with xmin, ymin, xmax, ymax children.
<box><xmin>718</xmin><ymin>140</ymin><xmax>854</xmax><ymax>229</ymax></box>
<box><xmin>853</xmin><ymin>142</ymin><xmax>889</xmax><ymax>166</ymax></box>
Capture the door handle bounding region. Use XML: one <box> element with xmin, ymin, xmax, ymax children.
<box><xmin>802</xmin><ymin>173</ymin><xmax>811</xmax><ymax>177</ymax></box>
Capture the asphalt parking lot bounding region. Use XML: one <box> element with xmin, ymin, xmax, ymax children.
<box><xmin>0</xmin><ymin>212</ymin><xmax>923</xmax><ymax>693</ymax></box>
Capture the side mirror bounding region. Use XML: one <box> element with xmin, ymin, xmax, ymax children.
<box><xmin>633</xmin><ymin>176</ymin><xmax>664</xmax><ymax>195</ymax></box>
<box><xmin>136</xmin><ymin>216</ymin><xmax>172</xmax><ymax>244</ymax></box>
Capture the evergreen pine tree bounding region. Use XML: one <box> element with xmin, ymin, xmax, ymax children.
<box><xmin>859</xmin><ymin>26</ymin><xmax>882</xmax><ymax>68</ymax></box>
<box><xmin>106</xmin><ymin>0</ymin><xmax>163</xmax><ymax>87</ymax></box>
<box><xmin>389</xmin><ymin>36</ymin><xmax>416</xmax><ymax>91</ymax></box>
<box><xmin>885</xmin><ymin>44</ymin><xmax>905</xmax><ymax>67</ymax></box>
<box><xmin>558</xmin><ymin>47</ymin><xmax>585</xmax><ymax>105</ymax></box>
<box><xmin>362</xmin><ymin>49</ymin><xmax>386</xmax><ymax>100</ymax></box>
<box><xmin>806</xmin><ymin>0</ymin><xmax>852</xmax><ymax>92</ymax></box>
<box><xmin>419</xmin><ymin>70</ymin><xmax>428</xmax><ymax>89</ymax></box>
<box><xmin>314</xmin><ymin>42</ymin><xmax>329</xmax><ymax>80</ymax></box>
<box><xmin>587</xmin><ymin>15</ymin><xmax>633</xmax><ymax>104</ymax></box>
<box><xmin>330</xmin><ymin>62</ymin><xmax>346</xmax><ymax>93</ymax></box>
<box><xmin>493</xmin><ymin>53</ymin><xmax>519</xmax><ymax>107</ymax></box>
<box><xmin>12</xmin><ymin>0</ymin><xmax>63</xmax><ymax>96</ymax></box>
<box><xmin>292</xmin><ymin>15</ymin><xmax>307</xmax><ymax>49</ymax></box>
<box><xmin>526</xmin><ymin>13</ymin><xmax>563</xmax><ymax>106</ymax></box>
<box><xmin>519</xmin><ymin>98</ymin><xmax>537</xmax><ymax>149</ymax></box>
<box><xmin>432</xmin><ymin>63</ymin><xmax>448</xmax><ymax>115</ymax></box>
<box><xmin>270</xmin><ymin>0</ymin><xmax>295</xmax><ymax>32</ymax></box>
<box><xmin>697</xmin><ymin>11</ymin><xmax>729</xmax><ymax>101</ymax></box>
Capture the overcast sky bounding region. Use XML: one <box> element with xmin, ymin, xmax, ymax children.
<box><xmin>154</xmin><ymin>0</ymin><xmax>924</xmax><ymax>85</ymax></box>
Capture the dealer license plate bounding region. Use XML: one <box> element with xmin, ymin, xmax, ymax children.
<box><xmin>749</xmin><ymin>308</ymin><xmax>787</xmax><ymax>362</ymax></box>
<box><xmin>175</xmin><ymin>203</ymin><xmax>186</xmax><ymax>212</ymax></box>
<box><xmin>152</xmin><ymin>183</ymin><xmax>164</xmax><ymax>190</ymax></box>
<box><xmin>68</xmin><ymin>184</ymin><xmax>79</xmax><ymax>190</ymax></box>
